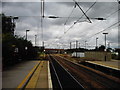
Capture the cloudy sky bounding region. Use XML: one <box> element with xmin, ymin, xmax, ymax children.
<box><xmin>1</xmin><ymin>0</ymin><xmax>119</xmax><ymax>49</ymax></box>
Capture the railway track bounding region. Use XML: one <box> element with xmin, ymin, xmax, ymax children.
<box><xmin>48</xmin><ymin>54</ymin><xmax>84</xmax><ymax>89</ymax></box>
<box><xmin>48</xmin><ymin>54</ymin><xmax>120</xmax><ymax>89</ymax></box>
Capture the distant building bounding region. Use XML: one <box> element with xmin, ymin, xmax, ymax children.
<box><xmin>85</xmin><ymin>51</ymin><xmax>111</xmax><ymax>61</ymax></box>
<box><xmin>72</xmin><ymin>52</ymin><xmax>85</xmax><ymax>57</ymax></box>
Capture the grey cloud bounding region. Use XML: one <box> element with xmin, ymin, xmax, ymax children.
<box><xmin>2</xmin><ymin>2</ymin><xmax>41</xmax><ymax>16</ymax></box>
<box><xmin>1</xmin><ymin>1</ymin><xmax>118</xmax><ymax>49</ymax></box>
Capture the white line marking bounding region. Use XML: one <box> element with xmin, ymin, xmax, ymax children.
<box><xmin>52</xmin><ymin>55</ymin><xmax>84</xmax><ymax>89</ymax></box>
<box><xmin>50</xmin><ymin>55</ymin><xmax>63</xmax><ymax>89</ymax></box>
<box><xmin>48</xmin><ymin>61</ymin><xmax>53</xmax><ymax>90</ymax></box>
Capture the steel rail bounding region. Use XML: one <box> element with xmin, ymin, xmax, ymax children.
<box><xmin>48</xmin><ymin>55</ymin><xmax>63</xmax><ymax>89</ymax></box>
<box><xmin>55</xmin><ymin>55</ymin><xmax>120</xmax><ymax>88</ymax></box>
<box><xmin>50</xmin><ymin>54</ymin><xmax>84</xmax><ymax>89</ymax></box>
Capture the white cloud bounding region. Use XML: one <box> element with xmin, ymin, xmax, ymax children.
<box><xmin>2</xmin><ymin>0</ymin><xmax>117</xmax><ymax>2</ymax></box>
<box><xmin>1</xmin><ymin>1</ymin><xmax>119</xmax><ymax>49</ymax></box>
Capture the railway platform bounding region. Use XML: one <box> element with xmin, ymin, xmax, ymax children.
<box><xmin>2</xmin><ymin>60</ymin><xmax>52</xmax><ymax>89</ymax></box>
<box><xmin>86</xmin><ymin>60</ymin><xmax>120</xmax><ymax>70</ymax></box>
<box><xmin>3</xmin><ymin>61</ymin><xmax>39</xmax><ymax>88</ymax></box>
<box><xmin>25</xmin><ymin>61</ymin><xmax>51</xmax><ymax>89</ymax></box>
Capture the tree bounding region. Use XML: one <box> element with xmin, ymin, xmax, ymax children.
<box><xmin>2</xmin><ymin>14</ymin><xmax>15</xmax><ymax>35</ymax></box>
<box><xmin>2</xmin><ymin>14</ymin><xmax>39</xmax><ymax>69</ymax></box>
<box><xmin>98</xmin><ymin>45</ymin><xmax>105</xmax><ymax>51</ymax></box>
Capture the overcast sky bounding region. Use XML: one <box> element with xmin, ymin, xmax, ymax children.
<box><xmin>1</xmin><ymin>0</ymin><xmax>119</xmax><ymax>49</ymax></box>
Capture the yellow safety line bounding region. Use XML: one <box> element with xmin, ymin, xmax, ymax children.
<box><xmin>87</xmin><ymin>61</ymin><xmax>119</xmax><ymax>70</ymax></box>
<box><xmin>16</xmin><ymin>61</ymin><xmax>41</xmax><ymax>89</ymax></box>
<box><xmin>25</xmin><ymin>61</ymin><xmax>44</xmax><ymax>88</ymax></box>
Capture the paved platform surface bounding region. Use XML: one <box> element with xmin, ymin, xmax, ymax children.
<box><xmin>87</xmin><ymin>60</ymin><xmax>120</xmax><ymax>70</ymax></box>
<box><xmin>25</xmin><ymin>61</ymin><xmax>49</xmax><ymax>88</ymax></box>
<box><xmin>2</xmin><ymin>61</ymin><xmax>39</xmax><ymax>88</ymax></box>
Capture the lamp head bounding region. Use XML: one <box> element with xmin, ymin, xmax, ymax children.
<box><xmin>103</xmin><ymin>33</ymin><xmax>108</xmax><ymax>34</ymax></box>
<box><xmin>26</xmin><ymin>30</ymin><xmax>30</xmax><ymax>32</ymax></box>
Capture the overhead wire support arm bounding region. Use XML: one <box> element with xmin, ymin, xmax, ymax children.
<box><xmin>73</xmin><ymin>0</ymin><xmax>92</xmax><ymax>23</ymax></box>
<box><xmin>43</xmin><ymin>0</ymin><xmax>45</xmax><ymax>18</ymax></box>
<box><xmin>41</xmin><ymin>0</ymin><xmax>44</xmax><ymax>47</ymax></box>
<box><xmin>76</xmin><ymin>1</ymin><xmax>97</xmax><ymax>23</ymax></box>
<box><xmin>64</xmin><ymin>4</ymin><xmax>76</xmax><ymax>25</ymax></box>
<box><xmin>64</xmin><ymin>1</ymin><xmax>96</xmax><ymax>34</ymax></box>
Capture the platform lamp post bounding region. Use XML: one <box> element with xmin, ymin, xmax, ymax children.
<box><xmin>26</xmin><ymin>30</ymin><xmax>30</xmax><ymax>40</ymax></box>
<box><xmin>35</xmin><ymin>35</ymin><xmax>37</xmax><ymax>46</ymax></box>
<box><xmin>103</xmin><ymin>33</ymin><xmax>108</xmax><ymax>61</ymax></box>
<box><xmin>70</xmin><ymin>42</ymin><xmax>72</xmax><ymax>49</ymax></box>
<box><xmin>103</xmin><ymin>33</ymin><xmax>108</xmax><ymax>51</ymax></box>
<box><xmin>10</xmin><ymin>16</ymin><xmax>19</xmax><ymax>35</ymax></box>
<box><xmin>79</xmin><ymin>42</ymin><xmax>80</xmax><ymax>48</ymax></box>
<box><xmin>85</xmin><ymin>41</ymin><xmax>87</xmax><ymax>49</ymax></box>
<box><xmin>76</xmin><ymin>40</ymin><xmax>78</xmax><ymax>57</ymax></box>
<box><xmin>25</xmin><ymin>30</ymin><xmax>30</xmax><ymax>59</ymax></box>
<box><xmin>12</xmin><ymin>16</ymin><xmax>19</xmax><ymax>23</ymax></box>
<box><xmin>96</xmin><ymin>37</ymin><xmax>98</xmax><ymax>49</ymax></box>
